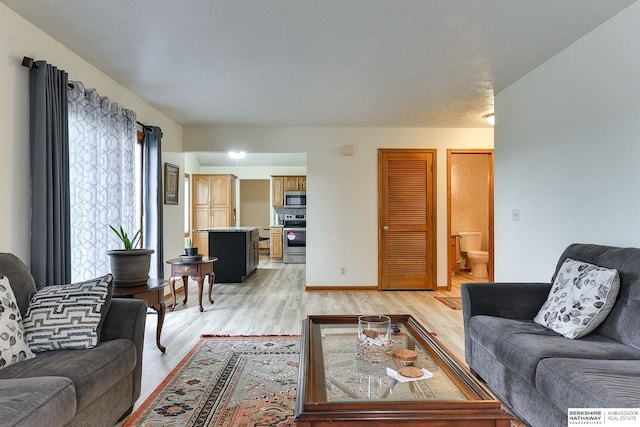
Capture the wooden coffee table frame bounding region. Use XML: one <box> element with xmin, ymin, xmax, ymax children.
<box><xmin>295</xmin><ymin>314</ymin><xmax>513</xmax><ymax>426</ymax></box>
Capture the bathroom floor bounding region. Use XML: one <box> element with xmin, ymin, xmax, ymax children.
<box><xmin>452</xmin><ymin>271</ymin><xmax>489</xmax><ymax>288</ymax></box>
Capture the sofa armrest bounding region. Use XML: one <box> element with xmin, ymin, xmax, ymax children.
<box><xmin>461</xmin><ymin>282</ymin><xmax>551</xmax><ymax>365</ymax></box>
<box><xmin>100</xmin><ymin>298</ymin><xmax>147</xmax><ymax>403</ymax></box>
<box><xmin>101</xmin><ymin>298</ymin><xmax>147</xmax><ymax>343</ymax></box>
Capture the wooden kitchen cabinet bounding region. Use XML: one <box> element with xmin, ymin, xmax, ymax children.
<box><xmin>284</xmin><ymin>176</ymin><xmax>300</xmax><ymax>191</ymax></box>
<box><xmin>272</xmin><ymin>176</ymin><xmax>284</xmax><ymax>207</ymax></box>
<box><xmin>192</xmin><ymin>174</ymin><xmax>237</xmax><ymax>256</ymax></box>
<box><xmin>270</xmin><ymin>226</ymin><xmax>283</xmax><ymax>260</ymax></box>
<box><xmin>285</xmin><ymin>176</ymin><xmax>306</xmax><ymax>191</ymax></box>
<box><xmin>272</xmin><ymin>175</ymin><xmax>306</xmax><ymax>206</ymax></box>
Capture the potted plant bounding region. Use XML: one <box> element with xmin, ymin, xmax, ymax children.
<box><xmin>185</xmin><ymin>238</ymin><xmax>198</xmax><ymax>256</ymax></box>
<box><xmin>107</xmin><ymin>225</ymin><xmax>154</xmax><ymax>287</ymax></box>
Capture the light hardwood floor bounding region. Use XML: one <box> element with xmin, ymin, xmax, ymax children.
<box><xmin>133</xmin><ymin>257</ymin><xmax>487</xmax><ymax>411</ymax></box>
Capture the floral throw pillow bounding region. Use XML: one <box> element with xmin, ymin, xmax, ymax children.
<box><xmin>534</xmin><ymin>258</ymin><xmax>620</xmax><ymax>339</ymax></box>
<box><xmin>0</xmin><ymin>276</ymin><xmax>36</xmax><ymax>369</ymax></box>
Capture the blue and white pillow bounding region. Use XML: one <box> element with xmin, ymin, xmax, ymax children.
<box><xmin>0</xmin><ymin>276</ymin><xmax>35</xmax><ymax>368</ymax></box>
<box><xmin>23</xmin><ymin>274</ymin><xmax>112</xmax><ymax>352</ymax></box>
<box><xmin>534</xmin><ymin>258</ymin><xmax>619</xmax><ymax>339</ymax></box>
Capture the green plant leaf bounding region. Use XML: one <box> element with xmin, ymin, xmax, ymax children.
<box><xmin>110</xmin><ymin>225</ymin><xmax>143</xmax><ymax>250</ymax></box>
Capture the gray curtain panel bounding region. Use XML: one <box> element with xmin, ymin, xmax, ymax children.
<box><xmin>143</xmin><ymin>126</ymin><xmax>164</xmax><ymax>279</ymax></box>
<box><xmin>29</xmin><ymin>61</ymin><xmax>71</xmax><ymax>288</ymax></box>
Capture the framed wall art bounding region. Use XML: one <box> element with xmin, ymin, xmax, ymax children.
<box><xmin>164</xmin><ymin>163</ymin><xmax>179</xmax><ymax>205</ymax></box>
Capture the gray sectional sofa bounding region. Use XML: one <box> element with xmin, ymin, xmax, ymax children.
<box><xmin>462</xmin><ymin>243</ymin><xmax>640</xmax><ymax>427</ymax></box>
<box><xmin>0</xmin><ymin>253</ymin><xmax>147</xmax><ymax>427</ymax></box>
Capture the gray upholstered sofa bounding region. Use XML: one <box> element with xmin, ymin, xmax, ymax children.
<box><xmin>0</xmin><ymin>253</ymin><xmax>147</xmax><ymax>427</ymax></box>
<box><xmin>462</xmin><ymin>243</ymin><xmax>640</xmax><ymax>427</ymax></box>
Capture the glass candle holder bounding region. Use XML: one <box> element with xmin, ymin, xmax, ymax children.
<box><xmin>357</xmin><ymin>315</ymin><xmax>393</xmax><ymax>362</ymax></box>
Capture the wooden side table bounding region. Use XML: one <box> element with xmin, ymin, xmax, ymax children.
<box><xmin>113</xmin><ymin>278</ymin><xmax>168</xmax><ymax>353</ymax></box>
<box><xmin>166</xmin><ymin>257</ymin><xmax>218</xmax><ymax>312</ymax></box>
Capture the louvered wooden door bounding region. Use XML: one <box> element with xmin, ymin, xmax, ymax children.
<box><xmin>378</xmin><ymin>149</ymin><xmax>436</xmax><ymax>290</ymax></box>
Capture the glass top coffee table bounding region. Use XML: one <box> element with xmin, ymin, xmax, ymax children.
<box><xmin>295</xmin><ymin>314</ymin><xmax>514</xmax><ymax>426</ymax></box>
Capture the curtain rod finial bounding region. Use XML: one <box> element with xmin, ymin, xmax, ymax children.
<box><xmin>22</xmin><ymin>56</ymin><xmax>38</xmax><ymax>70</ymax></box>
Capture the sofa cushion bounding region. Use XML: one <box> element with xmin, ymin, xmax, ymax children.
<box><xmin>536</xmin><ymin>358</ymin><xmax>640</xmax><ymax>412</ymax></box>
<box><xmin>23</xmin><ymin>275</ymin><xmax>112</xmax><ymax>352</ymax></box>
<box><xmin>534</xmin><ymin>258</ymin><xmax>619</xmax><ymax>339</ymax></box>
<box><xmin>0</xmin><ymin>338</ymin><xmax>136</xmax><ymax>412</ymax></box>
<box><xmin>0</xmin><ymin>377</ymin><xmax>76</xmax><ymax>427</ymax></box>
<box><xmin>469</xmin><ymin>315</ymin><xmax>640</xmax><ymax>384</ymax></box>
<box><xmin>0</xmin><ymin>276</ymin><xmax>35</xmax><ymax>369</ymax></box>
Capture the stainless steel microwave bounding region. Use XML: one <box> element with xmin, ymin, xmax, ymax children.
<box><xmin>284</xmin><ymin>191</ymin><xmax>306</xmax><ymax>207</ymax></box>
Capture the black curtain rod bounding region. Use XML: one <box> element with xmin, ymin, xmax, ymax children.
<box><xmin>22</xmin><ymin>56</ymin><xmax>38</xmax><ymax>70</ymax></box>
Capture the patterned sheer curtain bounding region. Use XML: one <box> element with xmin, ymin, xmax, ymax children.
<box><xmin>67</xmin><ymin>81</ymin><xmax>138</xmax><ymax>281</ymax></box>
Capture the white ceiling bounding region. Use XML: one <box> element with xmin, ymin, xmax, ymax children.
<box><xmin>3</xmin><ymin>0</ymin><xmax>636</xmax><ymax>128</ymax></box>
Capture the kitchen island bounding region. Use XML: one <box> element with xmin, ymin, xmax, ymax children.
<box><xmin>193</xmin><ymin>227</ymin><xmax>260</xmax><ymax>283</ymax></box>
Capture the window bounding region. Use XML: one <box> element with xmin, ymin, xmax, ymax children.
<box><xmin>184</xmin><ymin>173</ymin><xmax>191</xmax><ymax>236</ymax></box>
<box><xmin>67</xmin><ymin>82</ymin><xmax>139</xmax><ymax>281</ymax></box>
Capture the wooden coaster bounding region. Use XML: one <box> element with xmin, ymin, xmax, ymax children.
<box><xmin>398</xmin><ymin>366</ymin><xmax>423</xmax><ymax>378</ymax></box>
<box><xmin>393</xmin><ymin>349</ymin><xmax>417</xmax><ymax>363</ymax></box>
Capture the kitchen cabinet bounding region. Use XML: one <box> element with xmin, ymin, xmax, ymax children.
<box><xmin>271</xmin><ymin>175</ymin><xmax>306</xmax><ymax>206</ymax></box>
<box><xmin>207</xmin><ymin>228</ymin><xmax>259</xmax><ymax>282</ymax></box>
<box><xmin>270</xmin><ymin>226</ymin><xmax>283</xmax><ymax>261</ymax></box>
<box><xmin>272</xmin><ymin>176</ymin><xmax>284</xmax><ymax>207</ymax></box>
<box><xmin>192</xmin><ymin>174</ymin><xmax>237</xmax><ymax>255</ymax></box>
<box><xmin>285</xmin><ymin>176</ymin><xmax>306</xmax><ymax>191</ymax></box>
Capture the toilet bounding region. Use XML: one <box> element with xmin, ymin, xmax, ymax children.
<box><xmin>458</xmin><ymin>231</ymin><xmax>489</xmax><ymax>278</ymax></box>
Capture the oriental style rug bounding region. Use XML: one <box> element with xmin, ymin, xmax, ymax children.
<box><xmin>123</xmin><ymin>335</ymin><xmax>299</xmax><ymax>427</ymax></box>
<box><xmin>435</xmin><ymin>296</ymin><xmax>463</xmax><ymax>310</ymax></box>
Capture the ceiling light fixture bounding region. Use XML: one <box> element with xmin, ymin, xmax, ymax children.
<box><xmin>228</xmin><ymin>151</ymin><xmax>247</xmax><ymax>160</ymax></box>
<box><xmin>483</xmin><ymin>113</ymin><xmax>495</xmax><ymax>126</ymax></box>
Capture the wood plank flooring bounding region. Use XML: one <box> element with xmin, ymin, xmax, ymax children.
<box><xmin>134</xmin><ymin>257</ymin><xmax>488</xmax><ymax>411</ymax></box>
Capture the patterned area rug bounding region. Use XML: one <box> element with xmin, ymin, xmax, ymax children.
<box><xmin>435</xmin><ymin>296</ymin><xmax>463</xmax><ymax>310</ymax></box>
<box><xmin>123</xmin><ymin>335</ymin><xmax>299</xmax><ymax>427</ymax></box>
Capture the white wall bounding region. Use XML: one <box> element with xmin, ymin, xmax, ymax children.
<box><xmin>494</xmin><ymin>2</ymin><xmax>640</xmax><ymax>281</ymax></box>
<box><xmin>0</xmin><ymin>3</ymin><xmax>184</xmax><ymax>270</ymax></box>
<box><xmin>184</xmin><ymin>126</ymin><xmax>493</xmax><ymax>288</ymax></box>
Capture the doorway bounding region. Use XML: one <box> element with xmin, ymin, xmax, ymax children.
<box><xmin>239</xmin><ymin>179</ymin><xmax>271</xmax><ymax>253</ymax></box>
<box><xmin>378</xmin><ymin>149</ymin><xmax>436</xmax><ymax>290</ymax></box>
<box><xmin>447</xmin><ymin>150</ymin><xmax>494</xmax><ymax>290</ymax></box>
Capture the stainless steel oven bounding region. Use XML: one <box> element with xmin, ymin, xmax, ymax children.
<box><xmin>283</xmin><ymin>214</ymin><xmax>306</xmax><ymax>264</ymax></box>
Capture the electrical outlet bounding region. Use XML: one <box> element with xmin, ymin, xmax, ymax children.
<box><xmin>339</xmin><ymin>266</ymin><xmax>347</xmax><ymax>276</ymax></box>
<box><xmin>512</xmin><ymin>209</ymin><xmax>520</xmax><ymax>222</ymax></box>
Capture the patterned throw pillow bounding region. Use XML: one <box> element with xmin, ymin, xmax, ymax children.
<box><xmin>0</xmin><ymin>276</ymin><xmax>36</xmax><ymax>368</ymax></box>
<box><xmin>23</xmin><ymin>274</ymin><xmax>113</xmax><ymax>352</ymax></box>
<box><xmin>534</xmin><ymin>258</ymin><xmax>619</xmax><ymax>339</ymax></box>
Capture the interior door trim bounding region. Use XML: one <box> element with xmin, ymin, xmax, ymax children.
<box><xmin>446</xmin><ymin>149</ymin><xmax>495</xmax><ymax>290</ymax></box>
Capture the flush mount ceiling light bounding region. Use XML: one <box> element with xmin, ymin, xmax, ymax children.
<box><xmin>483</xmin><ymin>113</ymin><xmax>495</xmax><ymax>126</ymax></box>
<box><xmin>228</xmin><ymin>151</ymin><xmax>247</xmax><ymax>160</ymax></box>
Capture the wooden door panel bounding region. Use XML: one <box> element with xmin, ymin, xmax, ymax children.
<box><xmin>379</xmin><ymin>150</ymin><xmax>436</xmax><ymax>291</ymax></box>
<box><xmin>211</xmin><ymin>176</ymin><xmax>229</xmax><ymax>206</ymax></box>
<box><xmin>192</xmin><ymin>232</ymin><xmax>209</xmax><ymax>257</ymax></box>
<box><xmin>211</xmin><ymin>209</ymin><xmax>229</xmax><ymax>227</ymax></box>
<box><xmin>193</xmin><ymin>208</ymin><xmax>211</xmax><ymax>229</ymax></box>
<box><xmin>272</xmin><ymin>177</ymin><xmax>284</xmax><ymax>206</ymax></box>
<box><xmin>193</xmin><ymin>175</ymin><xmax>211</xmax><ymax>207</ymax></box>
<box><xmin>285</xmin><ymin>176</ymin><xmax>299</xmax><ymax>191</ymax></box>
<box><xmin>388</xmin><ymin>161</ymin><xmax>428</xmax><ymax>223</ymax></box>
